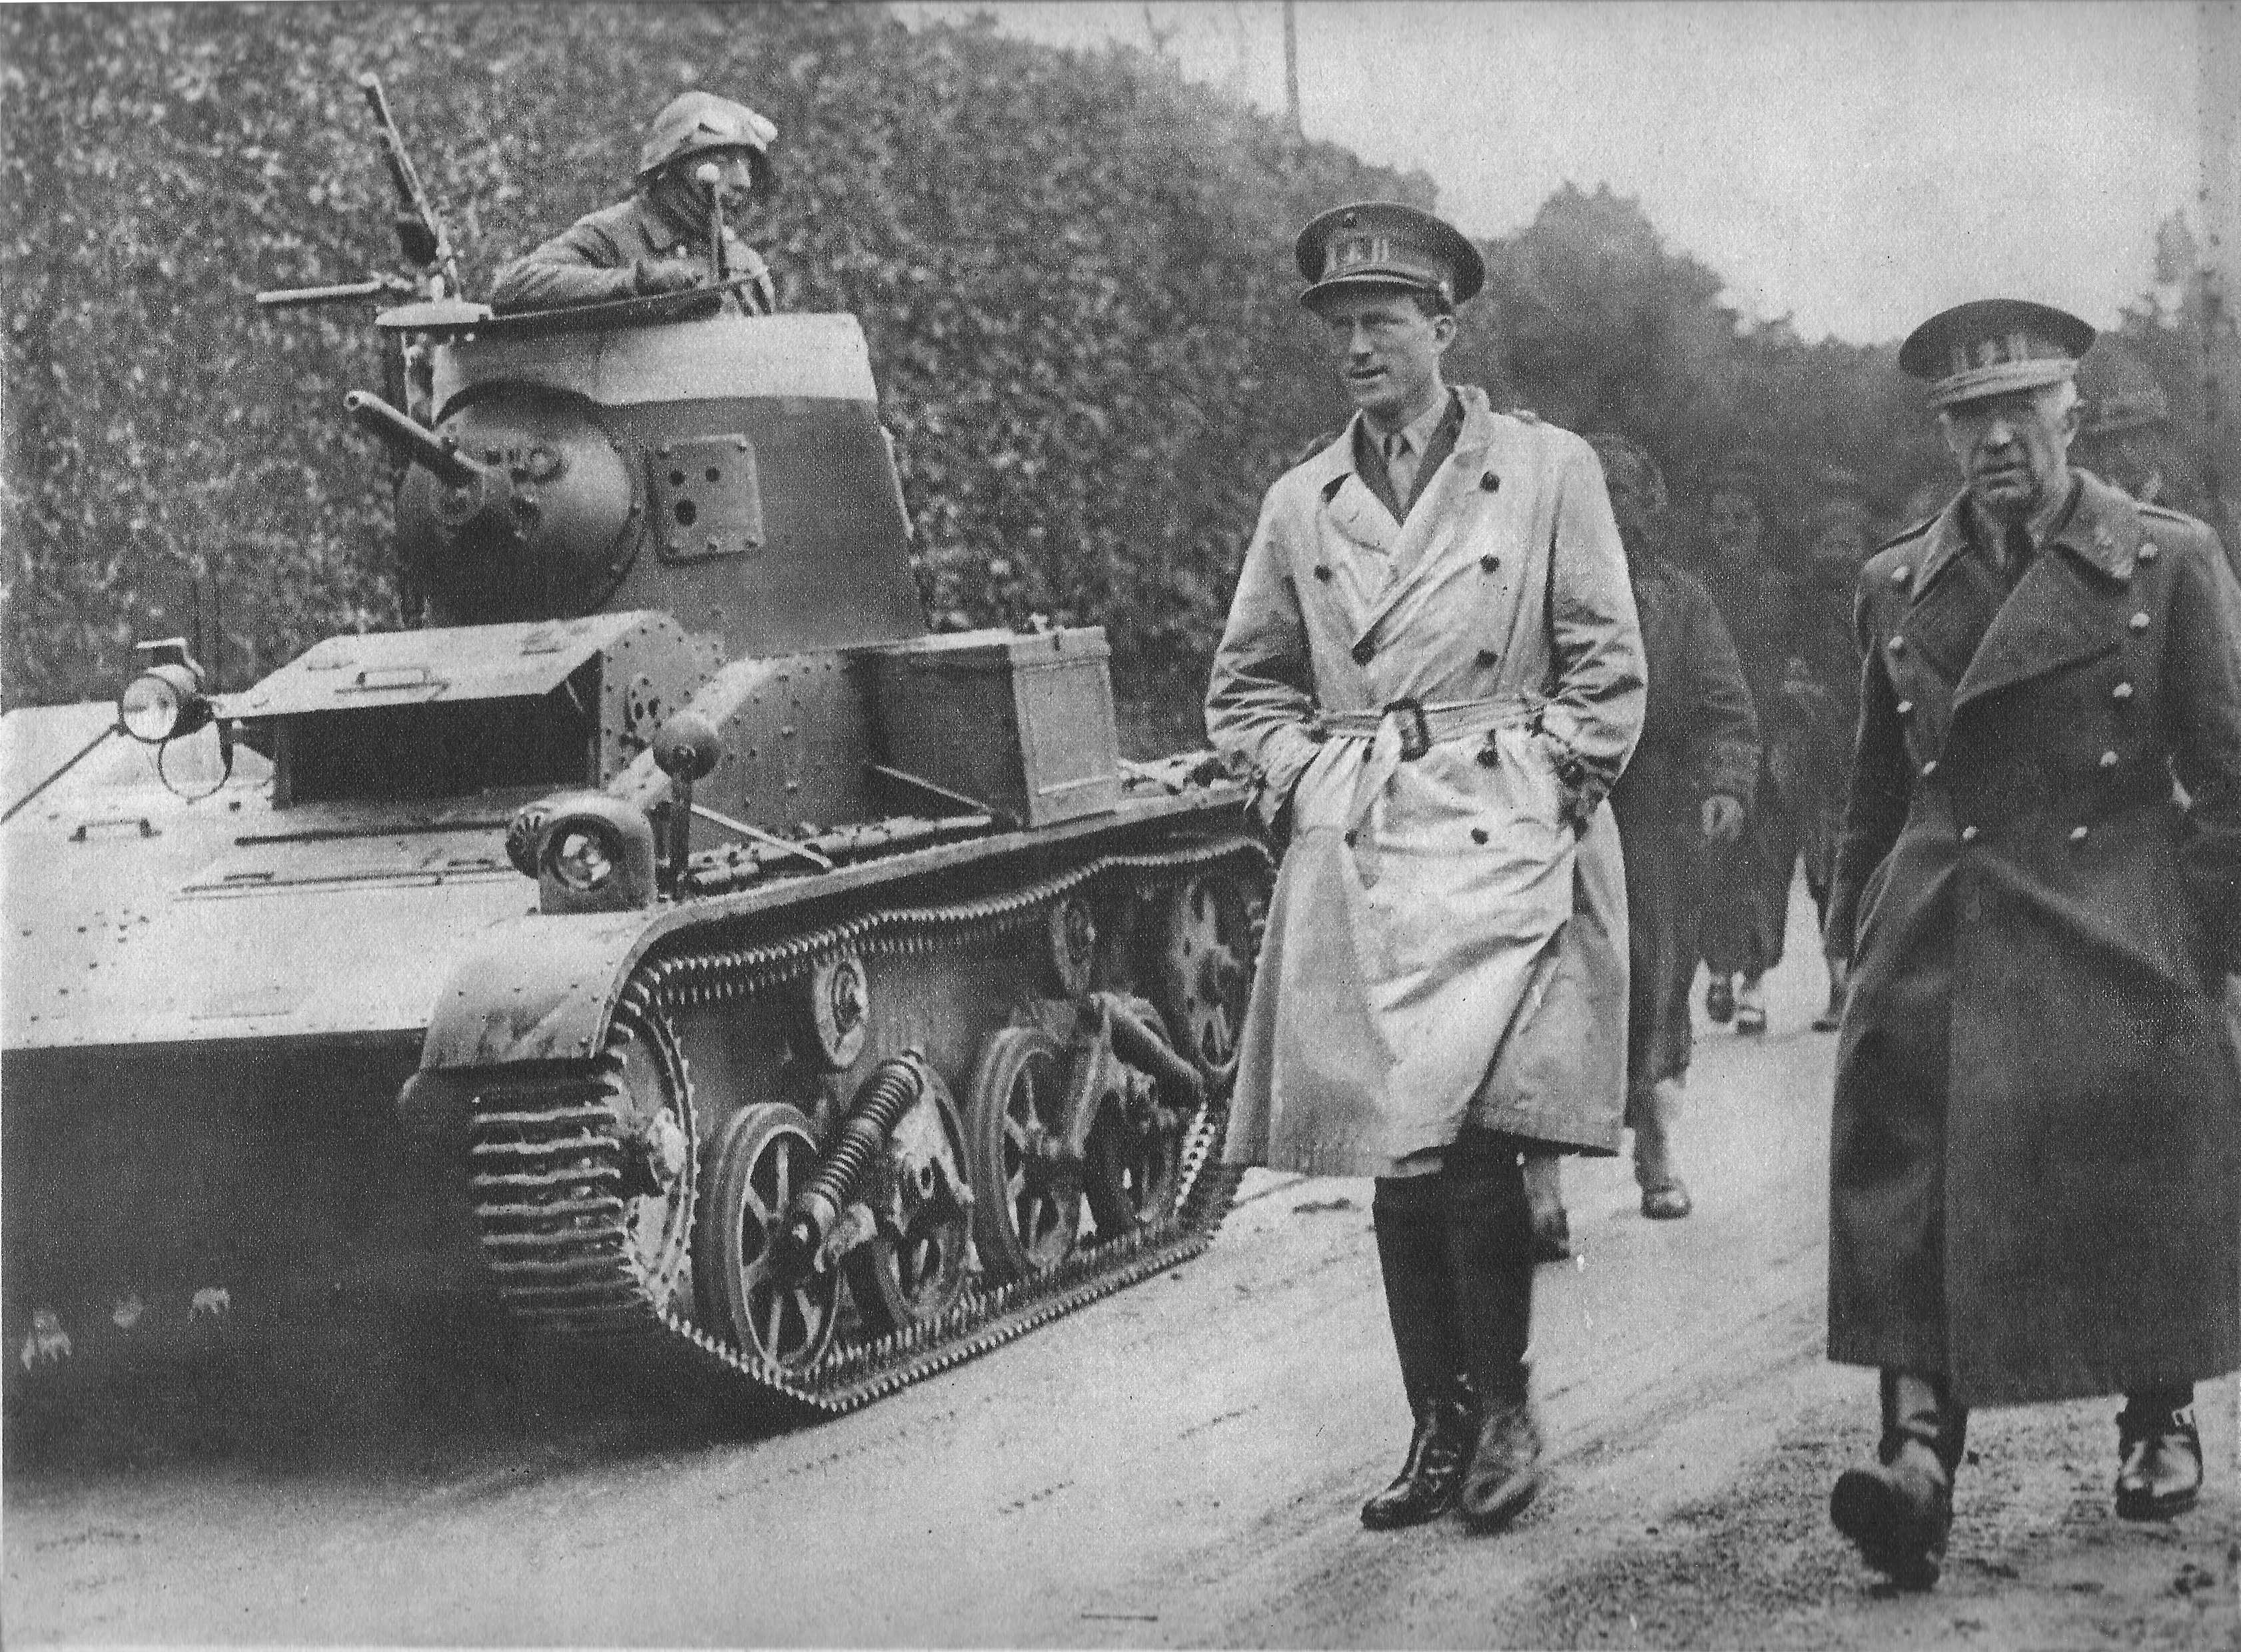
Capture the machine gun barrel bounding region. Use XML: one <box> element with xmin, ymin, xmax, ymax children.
<box><xmin>344</xmin><ymin>390</ymin><xmax>488</xmax><ymax>490</ymax></box>
<box><xmin>256</xmin><ymin>276</ymin><xmax>413</xmax><ymax>308</ymax></box>
<box><xmin>357</xmin><ymin>71</ymin><xmax>457</xmax><ymax>294</ymax></box>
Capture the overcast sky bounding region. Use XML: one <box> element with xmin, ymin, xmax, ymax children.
<box><xmin>901</xmin><ymin>1</ymin><xmax>2205</xmax><ymax>346</ymax></box>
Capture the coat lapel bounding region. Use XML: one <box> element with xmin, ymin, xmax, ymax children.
<box><xmin>1354</xmin><ymin>389</ymin><xmax>1502</xmax><ymax>645</ymax></box>
<box><xmin>1951</xmin><ymin>477</ymin><xmax>2139</xmax><ymax>713</ymax></box>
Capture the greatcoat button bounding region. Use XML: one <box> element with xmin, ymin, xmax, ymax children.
<box><xmin>1351</xmin><ymin>637</ymin><xmax>1376</xmax><ymax>665</ymax></box>
<box><xmin>1481</xmin><ymin>472</ymin><xmax>1500</xmax><ymax>492</ymax></box>
<box><xmin>1314</xmin><ymin>564</ymin><xmax>1334</xmax><ymax>582</ymax></box>
<box><xmin>2112</xmin><ymin>681</ymin><xmax>2134</xmax><ymax>700</ymax></box>
<box><xmin>1892</xmin><ymin>566</ymin><xmax>1910</xmax><ymax>586</ymax></box>
<box><xmin>2140</xmin><ymin>541</ymin><xmax>2160</xmax><ymax>562</ymax></box>
<box><xmin>1897</xmin><ymin>699</ymin><xmax>1915</xmax><ymax>715</ymax></box>
<box><xmin>2070</xmin><ymin>825</ymin><xmax>2090</xmax><ymax>843</ymax></box>
<box><xmin>1471</xmin><ymin>827</ymin><xmax>1490</xmax><ymax>845</ymax></box>
<box><xmin>1890</xmin><ymin>635</ymin><xmax>1907</xmax><ymax>654</ymax></box>
<box><xmin>2130</xmin><ymin>612</ymin><xmax>2150</xmax><ymax>632</ymax></box>
<box><xmin>1476</xmin><ymin>648</ymin><xmax>1498</xmax><ymax>665</ymax></box>
<box><xmin>1921</xmin><ymin>759</ymin><xmax>1939</xmax><ymax>778</ymax></box>
<box><xmin>1480</xmin><ymin>554</ymin><xmax>1501</xmax><ymax>573</ymax></box>
<box><xmin>1961</xmin><ymin>825</ymin><xmax>1979</xmax><ymax>843</ymax></box>
<box><xmin>1344</xmin><ymin>829</ymin><xmax>1358</xmax><ymax>847</ymax></box>
<box><xmin>2100</xmin><ymin>749</ymin><xmax>2119</xmax><ymax>769</ymax></box>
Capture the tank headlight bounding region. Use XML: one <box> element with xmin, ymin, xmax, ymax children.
<box><xmin>118</xmin><ymin>661</ymin><xmax>213</xmax><ymax>744</ymax></box>
<box><xmin>550</xmin><ymin>825</ymin><xmax>618</xmax><ymax>893</ymax></box>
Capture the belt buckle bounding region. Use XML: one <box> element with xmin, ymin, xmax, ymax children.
<box><xmin>1387</xmin><ymin>696</ymin><xmax>1432</xmax><ymax>761</ymax></box>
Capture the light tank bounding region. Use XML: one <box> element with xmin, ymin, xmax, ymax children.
<box><xmin>3</xmin><ymin>95</ymin><xmax>1265</xmax><ymax>1418</ymax></box>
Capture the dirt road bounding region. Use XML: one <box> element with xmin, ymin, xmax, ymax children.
<box><xmin>6</xmin><ymin>899</ymin><xmax>2235</xmax><ymax>1647</ymax></box>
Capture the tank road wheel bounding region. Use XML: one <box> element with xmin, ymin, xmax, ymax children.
<box><xmin>1085</xmin><ymin>1103</ymin><xmax>1180</xmax><ymax>1234</ymax></box>
<box><xmin>599</xmin><ymin>992</ymin><xmax>699</xmax><ymax>1309</ymax></box>
<box><xmin>965</xmin><ymin>1028</ymin><xmax>1082</xmax><ymax>1284</ymax></box>
<box><xmin>1083</xmin><ymin>997</ymin><xmax>1185</xmax><ymax>1235</ymax></box>
<box><xmin>1154</xmin><ymin>872</ymin><xmax>1256</xmax><ymax>1092</ymax></box>
<box><xmin>843</xmin><ymin>1072</ymin><xmax>973</xmax><ymax>1334</ymax></box>
<box><xmin>694</xmin><ymin>1103</ymin><xmax>841</xmax><ymax>1371</ymax></box>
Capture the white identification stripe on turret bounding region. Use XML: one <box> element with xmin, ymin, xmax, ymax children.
<box><xmin>432</xmin><ymin>312</ymin><xmax>882</xmax><ymax>408</ymax></box>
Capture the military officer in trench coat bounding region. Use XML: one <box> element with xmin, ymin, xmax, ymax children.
<box><xmin>1206</xmin><ymin>203</ymin><xmax>1645</xmax><ymax>1533</ymax></box>
<box><xmin>1825</xmin><ymin>298</ymin><xmax>2241</xmax><ymax>1589</ymax></box>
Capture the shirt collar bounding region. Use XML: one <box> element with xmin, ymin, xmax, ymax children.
<box><xmin>1374</xmin><ymin>386</ymin><xmax>1454</xmax><ymax>459</ymax></box>
<box><xmin>1967</xmin><ymin>471</ymin><xmax>2079</xmax><ymax>566</ymax></box>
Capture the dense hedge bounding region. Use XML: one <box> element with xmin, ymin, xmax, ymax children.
<box><xmin>0</xmin><ymin>2</ymin><xmax>2075</xmax><ymax>745</ymax></box>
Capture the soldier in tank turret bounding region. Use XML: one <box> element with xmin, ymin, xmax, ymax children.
<box><xmin>491</xmin><ymin>91</ymin><xmax>780</xmax><ymax>316</ymax></box>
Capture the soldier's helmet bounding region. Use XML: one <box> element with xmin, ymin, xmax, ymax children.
<box><xmin>2075</xmin><ymin>339</ymin><xmax>2172</xmax><ymax>438</ymax></box>
<box><xmin>638</xmin><ymin>91</ymin><xmax>779</xmax><ymax>193</ymax></box>
<box><xmin>1585</xmin><ymin>431</ymin><xmax>1668</xmax><ymax>512</ymax></box>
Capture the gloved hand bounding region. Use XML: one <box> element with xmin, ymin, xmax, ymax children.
<box><xmin>1701</xmin><ymin>793</ymin><xmax>1745</xmax><ymax>843</ymax></box>
<box><xmin>632</xmin><ymin>257</ymin><xmax>703</xmax><ymax>296</ymax></box>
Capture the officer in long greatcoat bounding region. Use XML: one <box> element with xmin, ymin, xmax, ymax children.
<box><xmin>491</xmin><ymin>91</ymin><xmax>779</xmax><ymax>314</ymax></box>
<box><xmin>1208</xmin><ymin>203</ymin><xmax>1644</xmax><ymax>1535</ymax></box>
<box><xmin>1824</xmin><ymin>298</ymin><xmax>2241</xmax><ymax>1589</ymax></box>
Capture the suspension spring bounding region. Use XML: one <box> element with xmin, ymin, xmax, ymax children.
<box><xmin>778</xmin><ymin>1052</ymin><xmax>929</xmax><ymax>1270</ymax></box>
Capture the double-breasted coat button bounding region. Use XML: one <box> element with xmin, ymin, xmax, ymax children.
<box><xmin>1480</xmin><ymin>554</ymin><xmax>1501</xmax><ymax>573</ymax></box>
<box><xmin>1475</xmin><ymin>648</ymin><xmax>1498</xmax><ymax>666</ymax></box>
<box><xmin>1892</xmin><ymin>566</ymin><xmax>1911</xmax><ymax>586</ymax></box>
<box><xmin>1921</xmin><ymin>759</ymin><xmax>1939</xmax><ymax>778</ymax></box>
<box><xmin>1344</xmin><ymin>829</ymin><xmax>1358</xmax><ymax>847</ymax></box>
<box><xmin>1471</xmin><ymin>827</ymin><xmax>1490</xmax><ymax>844</ymax></box>
<box><xmin>1480</xmin><ymin>471</ymin><xmax>1500</xmax><ymax>491</ymax></box>
<box><xmin>1961</xmin><ymin>825</ymin><xmax>1979</xmax><ymax>843</ymax></box>
<box><xmin>2100</xmin><ymin>749</ymin><xmax>2120</xmax><ymax>768</ymax></box>
<box><xmin>1314</xmin><ymin>564</ymin><xmax>1334</xmax><ymax>582</ymax></box>
<box><xmin>1351</xmin><ymin>637</ymin><xmax>1376</xmax><ymax>665</ymax></box>
<box><xmin>2130</xmin><ymin>612</ymin><xmax>2151</xmax><ymax>632</ymax></box>
<box><xmin>1897</xmin><ymin>699</ymin><xmax>1915</xmax><ymax>715</ymax></box>
<box><xmin>2140</xmin><ymin>541</ymin><xmax>2160</xmax><ymax>562</ymax></box>
<box><xmin>2070</xmin><ymin>825</ymin><xmax>2090</xmax><ymax>843</ymax></box>
<box><xmin>1890</xmin><ymin>635</ymin><xmax>1908</xmax><ymax>654</ymax></box>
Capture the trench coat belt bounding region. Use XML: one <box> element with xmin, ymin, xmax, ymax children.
<box><xmin>1317</xmin><ymin>693</ymin><xmax>1546</xmax><ymax>838</ymax></box>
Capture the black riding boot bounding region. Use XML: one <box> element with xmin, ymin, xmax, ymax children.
<box><xmin>1362</xmin><ymin>1174</ymin><xmax>1479</xmax><ymax>1530</ymax></box>
<box><xmin>2116</xmin><ymin>1384</ymin><xmax>2201</xmax><ymax>1519</ymax></box>
<box><xmin>1831</xmin><ymin>1370</ymin><xmax>1969</xmax><ymax>1589</ymax></box>
<box><xmin>1443</xmin><ymin>1131</ymin><xmax>1542</xmax><ymax>1531</ymax></box>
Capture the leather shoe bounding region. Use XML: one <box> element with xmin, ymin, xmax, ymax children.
<box><xmin>2116</xmin><ymin>1403</ymin><xmax>2202</xmax><ymax>1520</ymax></box>
<box><xmin>1830</xmin><ymin>1449</ymin><xmax>1949</xmax><ymax>1590</ymax></box>
<box><xmin>1530</xmin><ymin>1205</ymin><xmax>1571</xmax><ymax>1263</ymax></box>
<box><xmin>1459</xmin><ymin>1392</ymin><xmax>1542</xmax><ymax>1530</ymax></box>
<box><xmin>1361</xmin><ymin>1388</ymin><xmax>1479</xmax><ymax>1530</ymax></box>
<box><xmin>1639</xmin><ymin>1179</ymin><xmax>1692</xmax><ymax>1220</ymax></box>
<box><xmin>1705</xmin><ymin>977</ymin><xmax>1735</xmax><ymax>1025</ymax></box>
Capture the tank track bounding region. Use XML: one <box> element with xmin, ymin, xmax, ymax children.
<box><xmin>465</xmin><ymin>835</ymin><xmax>1264</xmax><ymax>1419</ymax></box>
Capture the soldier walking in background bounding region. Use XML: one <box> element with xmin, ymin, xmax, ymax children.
<box><xmin>1825</xmin><ymin>298</ymin><xmax>2241</xmax><ymax>1589</ymax></box>
<box><xmin>1690</xmin><ymin>452</ymin><xmax>1806</xmax><ymax>1036</ymax></box>
<box><xmin>1788</xmin><ymin>467</ymin><xmax>1878</xmax><ymax>1029</ymax></box>
<box><xmin>1207</xmin><ymin>203</ymin><xmax>1644</xmax><ymax>1533</ymax></box>
<box><xmin>491</xmin><ymin>91</ymin><xmax>780</xmax><ymax>314</ymax></box>
<box><xmin>1526</xmin><ymin>432</ymin><xmax>1757</xmax><ymax>1245</ymax></box>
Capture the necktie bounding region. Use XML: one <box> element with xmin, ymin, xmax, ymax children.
<box><xmin>1384</xmin><ymin>430</ymin><xmax>1416</xmax><ymax>510</ymax></box>
<box><xmin>2002</xmin><ymin>520</ymin><xmax>2034</xmax><ymax>582</ymax></box>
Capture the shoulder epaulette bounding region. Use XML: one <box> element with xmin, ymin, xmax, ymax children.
<box><xmin>1284</xmin><ymin>428</ymin><xmax>1344</xmax><ymax>472</ymax></box>
<box><xmin>1873</xmin><ymin>515</ymin><xmax>1937</xmax><ymax>552</ymax></box>
<box><xmin>2138</xmin><ymin>500</ymin><xmax>2203</xmax><ymax>526</ymax></box>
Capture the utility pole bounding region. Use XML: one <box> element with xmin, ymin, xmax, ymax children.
<box><xmin>2198</xmin><ymin>1</ymin><xmax>2240</xmax><ymax>520</ymax></box>
<box><xmin>1282</xmin><ymin>0</ymin><xmax>1302</xmax><ymax>138</ymax></box>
